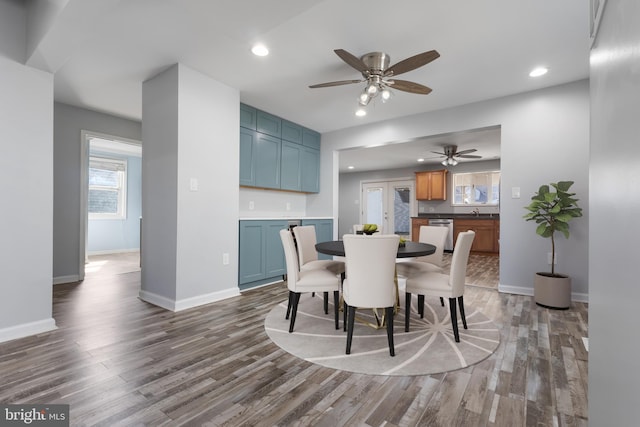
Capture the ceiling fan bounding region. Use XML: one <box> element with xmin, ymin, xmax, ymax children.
<box><xmin>309</xmin><ymin>49</ymin><xmax>440</xmax><ymax>107</ymax></box>
<box><xmin>431</xmin><ymin>145</ymin><xmax>482</xmax><ymax>166</ymax></box>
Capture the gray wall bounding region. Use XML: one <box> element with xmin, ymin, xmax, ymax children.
<box><xmin>589</xmin><ymin>0</ymin><xmax>640</xmax><ymax>424</ymax></box>
<box><xmin>312</xmin><ymin>80</ymin><xmax>590</xmax><ymax>299</ymax></box>
<box><xmin>53</xmin><ymin>103</ymin><xmax>141</xmax><ymax>281</ymax></box>
<box><xmin>0</xmin><ymin>0</ymin><xmax>55</xmax><ymax>339</ymax></box>
<box><xmin>338</xmin><ymin>159</ymin><xmax>501</xmax><ymax>238</ymax></box>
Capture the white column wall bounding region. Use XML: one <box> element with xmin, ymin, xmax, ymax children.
<box><xmin>141</xmin><ymin>64</ymin><xmax>240</xmax><ymax>311</ymax></box>
<box><xmin>312</xmin><ymin>80</ymin><xmax>590</xmax><ymax>297</ymax></box>
<box><xmin>0</xmin><ymin>56</ymin><xmax>55</xmax><ymax>341</ymax></box>
<box><xmin>588</xmin><ymin>0</ymin><xmax>640</xmax><ymax>424</ymax></box>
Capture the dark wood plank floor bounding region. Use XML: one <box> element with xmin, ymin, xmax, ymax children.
<box><xmin>0</xmin><ymin>253</ymin><xmax>587</xmax><ymax>426</ymax></box>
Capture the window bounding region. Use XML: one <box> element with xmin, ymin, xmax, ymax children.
<box><xmin>452</xmin><ymin>171</ymin><xmax>500</xmax><ymax>206</ymax></box>
<box><xmin>88</xmin><ymin>156</ymin><xmax>127</xmax><ymax>219</ymax></box>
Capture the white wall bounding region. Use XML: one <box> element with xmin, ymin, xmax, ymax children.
<box><xmin>313</xmin><ymin>80</ymin><xmax>590</xmax><ymax>298</ymax></box>
<box><xmin>588</xmin><ymin>0</ymin><xmax>640</xmax><ymax>424</ymax></box>
<box><xmin>0</xmin><ymin>55</ymin><xmax>55</xmax><ymax>341</ymax></box>
<box><xmin>53</xmin><ymin>103</ymin><xmax>141</xmax><ymax>282</ymax></box>
<box><xmin>141</xmin><ymin>63</ymin><xmax>240</xmax><ymax>310</ymax></box>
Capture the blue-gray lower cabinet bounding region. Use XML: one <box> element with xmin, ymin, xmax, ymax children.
<box><xmin>239</xmin><ymin>220</ymin><xmax>288</xmax><ymax>290</ymax></box>
<box><xmin>301</xmin><ymin>219</ymin><xmax>333</xmax><ymax>260</ymax></box>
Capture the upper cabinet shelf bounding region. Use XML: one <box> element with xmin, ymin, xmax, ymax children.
<box><xmin>239</xmin><ymin>104</ymin><xmax>321</xmax><ymax>193</ymax></box>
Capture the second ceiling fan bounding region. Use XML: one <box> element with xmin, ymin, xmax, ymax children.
<box><xmin>309</xmin><ymin>49</ymin><xmax>440</xmax><ymax>106</ymax></box>
<box><xmin>432</xmin><ymin>145</ymin><xmax>482</xmax><ymax>166</ymax></box>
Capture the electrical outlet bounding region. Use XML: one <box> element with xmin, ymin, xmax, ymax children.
<box><xmin>222</xmin><ymin>253</ymin><xmax>229</xmax><ymax>265</ymax></box>
<box><xmin>286</xmin><ymin>202</ymin><xmax>291</xmax><ymax>211</ymax></box>
<box><xmin>547</xmin><ymin>252</ymin><xmax>557</xmax><ymax>264</ymax></box>
<box><xmin>249</xmin><ymin>201</ymin><xmax>254</xmax><ymax>210</ymax></box>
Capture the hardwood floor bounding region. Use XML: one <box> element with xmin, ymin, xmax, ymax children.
<box><xmin>0</xmin><ymin>254</ymin><xmax>587</xmax><ymax>426</ymax></box>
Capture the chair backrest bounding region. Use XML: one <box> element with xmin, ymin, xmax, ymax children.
<box><xmin>353</xmin><ymin>224</ymin><xmax>363</xmax><ymax>234</ymax></box>
<box><xmin>343</xmin><ymin>234</ymin><xmax>400</xmax><ymax>308</ymax></box>
<box><xmin>416</xmin><ymin>225</ymin><xmax>449</xmax><ymax>266</ymax></box>
<box><xmin>449</xmin><ymin>231</ymin><xmax>475</xmax><ymax>297</ymax></box>
<box><xmin>293</xmin><ymin>225</ymin><xmax>318</xmax><ymax>265</ymax></box>
<box><xmin>280</xmin><ymin>229</ymin><xmax>300</xmax><ymax>289</ymax></box>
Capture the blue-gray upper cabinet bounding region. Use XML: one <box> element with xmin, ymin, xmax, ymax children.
<box><xmin>302</xmin><ymin>128</ymin><xmax>321</xmax><ymax>150</ymax></box>
<box><xmin>282</xmin><ymin>120</ymin><xmax>303</xmax><ymax>144</ymax></box>
<box><xmin>301</xmin><ymin>146</ymin><xmax>320</xmax><ymax>193</ymax></box>
<box><xmin>257</xmin><ymin>111</ymin><xmax>281</xmax><ymax>138</ymax></box>
<box><xmin>240</xmin><ymin>103</ymin><xmax>257</xmax><ymax>130</ymax></box>
<box><xmin>255</xmin><ymin>133</ymin><xmax>281</xmax><ymax>189</ymax></box>
<box><xmin>280</xmin><ymin>141</ymin><xmax>302</xmax><ymax>191</ymax></box>
<box><xmin>301</xmin><ymin>219</ymin><xmax>333</xmax><ymax>260</ymax></box>
<box><xmin>239</xmin><ymin>127</ymin><xmax>256</xmax><ymax>186</ymax></box>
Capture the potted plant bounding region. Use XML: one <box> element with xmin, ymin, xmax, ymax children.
<box><xmin>523</xmin><ymin>181</ymin><xmax>583</xmax><ymax>309</ymax></box>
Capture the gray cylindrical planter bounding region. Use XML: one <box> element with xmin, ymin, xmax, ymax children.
<box><xmin>534</xmin><ymin>273</ymin><xmax>571</xmax><ymax>309</ymax></box>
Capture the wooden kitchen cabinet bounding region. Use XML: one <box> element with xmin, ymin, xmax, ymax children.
<box><xmin>454</xmin><ymin>219</ymin><xmax>499</xmax><ymax>254</ymax></box>
<box><xmin>415</xmin><ymin>170</ymin><xmax>447</xmax><ymax>200</ymax></box>
<box><xmin>411</xmin><ymin>217</ymin><xmax>430</xmax><ymax>242</ymax></box>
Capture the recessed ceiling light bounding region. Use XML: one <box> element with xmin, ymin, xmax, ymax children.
<box><xmin>529</xmin><ymin>67</ymin><xmax>548</xmax><ymax>77</ymax></box>
<box><xmin>251</xmin><ymin>44</ymin><xmax>269</xmax><ymax>57</ymax></box>
<box><xmin>355</xmin><ymin>108</ymin><xmax>366</xmax><ymax>117</ymax></box>
<box><xmin>348</xmin><ymin>165</ymin><xmax>355</xmax><ymax>169</ymax></box>
<box><xmin>417</xmin><ymin>158</ymin><xmax>425</xmax><ymax>162</ymax></box>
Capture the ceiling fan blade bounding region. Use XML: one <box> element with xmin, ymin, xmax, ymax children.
<box><xmin>388</xmin><ymin>79</ymin><xmax>432</xmax><ymax>95</ymax></box>
<box><xmin>384</xmin><ymin>50</ymin><xmax>440</xmax><ymax>77</ymax></box>
<box><xmin>334</xmin><ymin>49</ymin><xmax>369</xmax><ymax>73</ymax></box>
<box><xmin>457</xmin><ymin>154</ymin><xmax>482</xmax><ymax>159</ymax></box>
<box><xmin>309</xmin><ymin>79</ymin><xmax>363</xmax><ymax>88</ymax></box>
<box><xmin>430</xmin><ymin>151</ymin><xmax>446</xmax><ymax>156</ymax></box>
<box><xmin>455</xmin><ymin>148</ymin><xmax>477</xmax><ymax>155</ymax></box>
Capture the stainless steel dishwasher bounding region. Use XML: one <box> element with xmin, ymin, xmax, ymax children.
<box><xmin>428</xmin><ymin>218</ymin><xmax>454</xmax><ymax>251</ymax></box>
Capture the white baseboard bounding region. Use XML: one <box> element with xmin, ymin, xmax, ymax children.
<box><xmin>0</xmin><ymin>318</ymin><xmax>57</xmax><ymax>344</ymax></box>
<box><xmin>498</xmin><ymin>283</ymin><xmax>589</xmax><ymax>303</ymax></box>
<box><xmin>87</xmin><ymin>248</ymin><xmax>140</xmax><ymax>256</ymax></box>
<box><xmin>53</xmin><ymin>275</ymin><xmax>80</xmax><ymax>285</ymax></box>
<box><xmin>139</xmin><ymin>287</ymin><xmax>241</xmax><ymax>312</ymax></box>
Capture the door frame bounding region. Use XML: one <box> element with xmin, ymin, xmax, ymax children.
<box><xmin>79</xmin><ymin>130</ymin><xmax>142</xmax><ymax>281</ymax></box>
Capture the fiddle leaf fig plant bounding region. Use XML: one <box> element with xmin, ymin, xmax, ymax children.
<box><xmin>523</xmin><ymin>181</ymin><xmax>583</xmax><ymax>276</ymax></box>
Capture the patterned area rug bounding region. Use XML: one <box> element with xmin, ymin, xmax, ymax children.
<box><xmin>264</xmin><ymin>294</ymin><xmax>500</xmax><ymax>376</ymax></box>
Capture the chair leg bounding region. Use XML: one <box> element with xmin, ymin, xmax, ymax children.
<box><xmin>440</xmin><ymin>297</ymin><xmax>445</xmax><ymax>307</ymax></box>
<box><xmin>418</xmin><ymin>295</ymin><xmax>425</xmax><ymax>318</ymax></box>
<box><xmin>405</xmin><ymin>292</ymin><xmax>412</xmax><ymax>332</ymax></box>
<box><xmin>386</xmin><ymin>306</ymin><xmax>395</xmax><ymax>357</ymax></box>
<box><xmin>458</xmin><ymin>296</ymin><xmax>467</xmax><ymax>329</ymax></box>
<box><xmin>289</xmin><ymin>292</ymin><xmax>301</xmax><ymax>333</ymax></box>
<box><xmin>343</xmin><ymin>299</ymin><xmax>347</xmax><ymax>332</ymax></box>
<box><xmin>449</xmin><ymin>297</ymin><xmax>460</xmax><ymax>342</ymax></box>
<box><xmin>323</xmin><ymin>292</ymin><xmax>329</xmax><ymax>314</ymax></box>
<box><xmin>346</xmin><ymin>305</ymin><xmax>356</xmax><ymax>354</ymax></box>
<box><xmin>286</xmin><ymin>291</ymin><xmax>293</xmax><ymax>320</ymax></box>
<box><xmin>334</xmin><ymin>290</ymin><xmax>340</xmax><ymax>330</ymax></box>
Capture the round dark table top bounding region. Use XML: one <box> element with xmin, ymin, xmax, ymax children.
<box><xmin>315</xmin><ymin>240</ymin><xmax>436</xmax><ymax>258</ymax></box>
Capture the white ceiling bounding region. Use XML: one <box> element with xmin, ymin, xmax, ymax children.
<box><xmin>26</xmin><ymin>0</ymin><xmax>590</xmax><ymax>172</ymax></box>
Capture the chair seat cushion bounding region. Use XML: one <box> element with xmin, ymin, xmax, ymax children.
<box><xmin>296</xmin><ymin>268</ymin><xmax>341</xmax><ymax>292</ymax></box>
<box><xmin>406</xmin><ymin>271</ymin><xmax>460</xmax><ymax>298</ymax></box>
<box><xmin>301</xmin><ymin>259</ymin><xmax>345</xmax><ymax>275</ymax></box>
<box><xmin>395</xmin><ymin>261</ymin><xmax>443</xmax><ymax>278</ymax></box>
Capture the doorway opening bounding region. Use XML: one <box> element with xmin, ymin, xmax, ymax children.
<box><xmin>80</xmin><ymin>131</ymin><xmax>142</xmax><ymax>281</ymax></box>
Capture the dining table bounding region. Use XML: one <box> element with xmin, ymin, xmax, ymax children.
<box><xmin>315</xmin><ymin>239</ymin><xmax>436</xmax><ymax>329</ymax></box>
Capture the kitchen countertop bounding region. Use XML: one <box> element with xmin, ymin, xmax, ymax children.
<box><xmin>239</xmin><ymin>216</ymin><xmax>334</xmax><ymax>221</ymax></box>
<box><xmin>414</xmin><ymin>213</ymin><xmax>499</xmax><ymax>220</ymax></box>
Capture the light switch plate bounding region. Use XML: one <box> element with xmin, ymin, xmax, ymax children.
<box><xmin>511</xmin><ymin>187</ymin><xmax>520</xmax><ymax>198</ymax></box>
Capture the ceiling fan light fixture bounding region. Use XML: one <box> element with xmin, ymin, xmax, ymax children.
<box><xmin>366</xmin><ymin>83</ymin><xmax>378</xmax><ymax>95</ymax></box>
<box><xmin>358</xmin><ymin>92</ymin><xmax>370</xmax><ymax>106</ymax></box>
<box><xmin>381</xmin><ymin>88</ymin><xmax>392</xmax><ymax>102</ymax></box>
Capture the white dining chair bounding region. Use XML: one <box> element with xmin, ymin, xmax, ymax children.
<box><xmin>343</xmin><ymin>233</ymin><xmax>400</xmax><ymax>356</ymax></box>
<box><xmin>280</xmin><ymin>229</ymin><xmax>341</xmax><ymax>332</ymax></box>
<box><xmin>396</xmin><ymin>225</ymin><xmax>449</xmax><ymax>278</ymax></box>
<box><xmin>292</xmin><ymin>225</ymin><xmax>345</xmax><ymax>315</ymax></box>
<box><xmin>405</xmin><ymin>231</ymin><xmax>475</xmax><ymax>342</ymax></box>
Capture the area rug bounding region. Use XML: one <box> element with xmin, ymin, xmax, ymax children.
<box><xmin>264</xmin><ymin>294</ymin><xmax>500</xmax><ymax>376</ymax></box>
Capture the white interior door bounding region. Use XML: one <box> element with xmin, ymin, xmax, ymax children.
<box><xmin>362</xmin><ymin>180</ymin><xmax>414</xmax><ymax>236</ymax></box>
